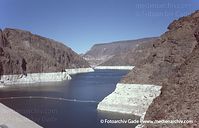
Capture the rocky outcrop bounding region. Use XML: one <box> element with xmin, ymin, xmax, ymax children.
<box><xmin>143</xmin><ymin>15</ymin><xmax>199</xmax><ymax>128</ymax></box>
<box><xmin>121</xmin><ymin>10</ymin><xmax>199</xmax><ymax>85</ymax></box>
<box><xmin>0</xmin><ymin>72</ymin><xmax>71</xmax><ymax>85</ymax></box>
<box><xmin>0</xmin><ymin>68</ymin><xmax>94</xmax><ymax>85</ymax></box>
<box><xmin>0</xmin><ymin>28</ymin><xmax>92</xmax><ymax>85</ymax></box>
<box><xmin>118</xmin><ymin>10</ymin><xmax>199</xmax><ymax>128</ymax></box>
<box><xmin>97</xmin><ymin>10</ymin><xmax>199</xmax><ymax>128</ymax></box>
<box><xmin>97</xmin><ymin>83</ymin><xmax>161</xmax><ymax>116</ymax></box>
<box><xmin>0</xmin><ymin>28</ymin><xmax>90</xmax><ymax>76</ymax></box>
<box><xmin>0</xmin><ymin>29</ymin><xmax>10</xmax><ymax>48</ymax></box>
<box><xmin>84</xmin><ymin>38</ymin><xmax>157</xmax><ymax>66</ymax></box>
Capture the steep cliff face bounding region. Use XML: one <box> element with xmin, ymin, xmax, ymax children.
<box><xmin>121</xmin><ymin>10</ymin><xmax>199</xmax><ymax>85</ymax></box>
<box><xmin>144</xmin><ymin>25</ymin><xmax>199</xmax><ymax>128</ymax></box>
<box><xmin>84</xmin><ymin>38</ymin><xmax>157</xmax><ymax>66</ymax></box>
<box><xmin>0</xmin><ymin>28</ymin><xmax>90</xmax><ymax>75</ymax></box>
<box><xmin>0</xmin><ymin>29</ymin><xmax>22</xmax><ymax>75</ymax></box>
<box><xmin>116</xmin><ymin>10</ymin><xmax>199</xmax><ymax>128</ymax></box>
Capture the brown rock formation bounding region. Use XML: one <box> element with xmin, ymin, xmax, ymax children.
<box><xmin>0</xmin><ymin>28</ymin><xmax>90</xmax><ymax>76</ymax></box>
<box><xmin>84</xmin><ymin>37</ymin><xmax>157</xmax><ymax>66</ymax></box>
<box><xmin>118</xmin><ymin>10</ymin><xmax>199</xmax><ymax>128</ymax></box>
<box><xmin>144</xmin><ymin>24</ymin><xmax>199</xmax><ymax>128</ymax></box>
<box><xmin>121</xmin><ymin>10</ymin><xmax>199</xmax><ymax>85</ymax></box>
<box><xmin>100</xmin><ymin>38</ymin><xmax>158</xmax><ymax>66</ymax></box>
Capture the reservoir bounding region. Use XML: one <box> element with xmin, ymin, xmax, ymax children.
<box><xmin>0</xmin><ymin>70</ymin><xmax>139</xmax><ymax>128</ymax></box>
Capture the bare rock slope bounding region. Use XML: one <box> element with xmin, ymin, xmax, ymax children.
<box><xmin>144</xmin><ymin>26</ymin><xmax>199</xmax><ymax>128</ymax></box>
<box><xmin>84</xmin><ymin>38</ymin><xmax>157</xmax><ymax>66</ymax></box>
<box><xmin>119</xmin><ymin>10</ymin><xmax>199</xmax><ymax>128</ymax></box>
<box><xmin>100</xmin><ymin>39</ymin><xmax>158</xmax><ymax>66</ymax></box>
<box><xmin>0</xmin><ymin>28</ymin><xmax>90</xmax><ymax>76</ymax></box>
<box><xmin>121</xmin><ymin>10</ymin><xmax>199</xmax><ymax>85</ymax></box>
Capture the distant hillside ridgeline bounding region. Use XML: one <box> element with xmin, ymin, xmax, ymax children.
<box><xmin>84</xmin><ymin>37</ymin><xmax>158</xmax><ymax>66</ymax></box>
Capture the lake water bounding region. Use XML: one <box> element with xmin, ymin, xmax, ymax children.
<box><xmin>0</xmin><ymin>70</ymin><xmax>139</xmax><ymax>128</ymax></box>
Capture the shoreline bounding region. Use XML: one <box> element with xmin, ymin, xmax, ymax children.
<box><xmin>94</xmin><ymin>66</ymin><xmax>134</xmax><ymax>70</ymax></box>
<box><xmin>65</xmin><ymin>68</ymin><xmax>94</xmax><ymax>74</ymax></box>
<box><xmin>0</xmin><ymin>68</ymin><xmax>94</xmax><ymax>127</ymax></box>
<box><xmin>97</xmin><ymin>83</ymin><xmax>162</xmax><ymax>116</ymax></box>
<box><xmin>0</xmin><ymin>72</ymin><xmax>71</xmax><ymax>85</ymax></box>
<box><xmin>0</xmin><ymin>68</ymin><xmax>94</xmax><ymax>86</ymax></box>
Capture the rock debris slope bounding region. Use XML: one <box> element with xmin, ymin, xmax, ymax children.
<box><xmin>0</xmin><ymin>28</ymin><xmax>90</xmax><ymax>76</ymax></box>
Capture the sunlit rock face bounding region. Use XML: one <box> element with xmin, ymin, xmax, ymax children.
<box><xmin>65</xmin><ymin>68</ymin><xmax>94</xmax><ymax>75</ymax></box>
<box><xmin>0</xmin><ymin>68</ymin><xmax>95</xmax><ymax>86</ymax></box>
<box><xmin>0</xmin><ymin>72</ymin><xmax>71</xmax><ymax>85</ymax></box>
<box><xmin>97</xmin><ymin>83</ymin><xmax>161</xmax><ymax>116</ymax></box>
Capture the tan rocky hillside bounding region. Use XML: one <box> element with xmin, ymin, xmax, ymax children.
<box><xmin>121</xmin><ymin>10</ymin><xmax>199</xmax><ymax>85</ymax></box>
<box><xmin>84</xmin><ymin>37</ymin><xmax>157</xmax><ymax>66</ymax></box>
<box><xmin>118</xmin><ymin>10</ymin><xmax>199</xmax><ymax>128</ymax></box>
<box><xmin>100</xmin><ymin>38</ymin><xmax>158</xmax><ymax>66</ymax></box>
<box><xmin>0</xmin><ymin>28</ymin><xmax>90</xmax><ymax>75</ymax></box>
<box><xmin>144</xmin><ymin>26</ymin><xmax>199</xmax><ymax>128</ymax></box>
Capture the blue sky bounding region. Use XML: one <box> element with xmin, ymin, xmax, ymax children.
<box><xmin>0</xmin><ymin>0</ymin><xmax>198</xmax><ymax>53</ymax></box>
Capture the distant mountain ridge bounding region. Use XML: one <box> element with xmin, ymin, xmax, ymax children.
<box><xmin>92</xmin><ymin>38</ymin><xmax>155</xmax><ymax>46</ymax></box>
<box><xmin>84</xmin><ymin>37</ymin><xmax>158</xmax><ymax>66</ymax></box>
<box><xmin>100</xmin><ymin>38</ymin><xmax>158</xmax><ymax>66</ymax></box>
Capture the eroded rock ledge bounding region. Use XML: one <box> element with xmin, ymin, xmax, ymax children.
<box><xmin>0</xmin><ymin>68</ymin><xmax>94</xmax><ymax>86</ymax></box>
<box><xmin>97</xmin><ymin>83</ymin><xmax>161</xmax><ymax>116</ymax></box>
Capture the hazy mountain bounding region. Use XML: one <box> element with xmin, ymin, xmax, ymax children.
<box><xmin>84</xmin><ymin>37</ymin><xmax>158</xmax><ymax>66</ymax></box>
<box><xmin>100</xmin><ymin>38</ymin><xmax>158</xmax><ymax>66</ymax></box>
